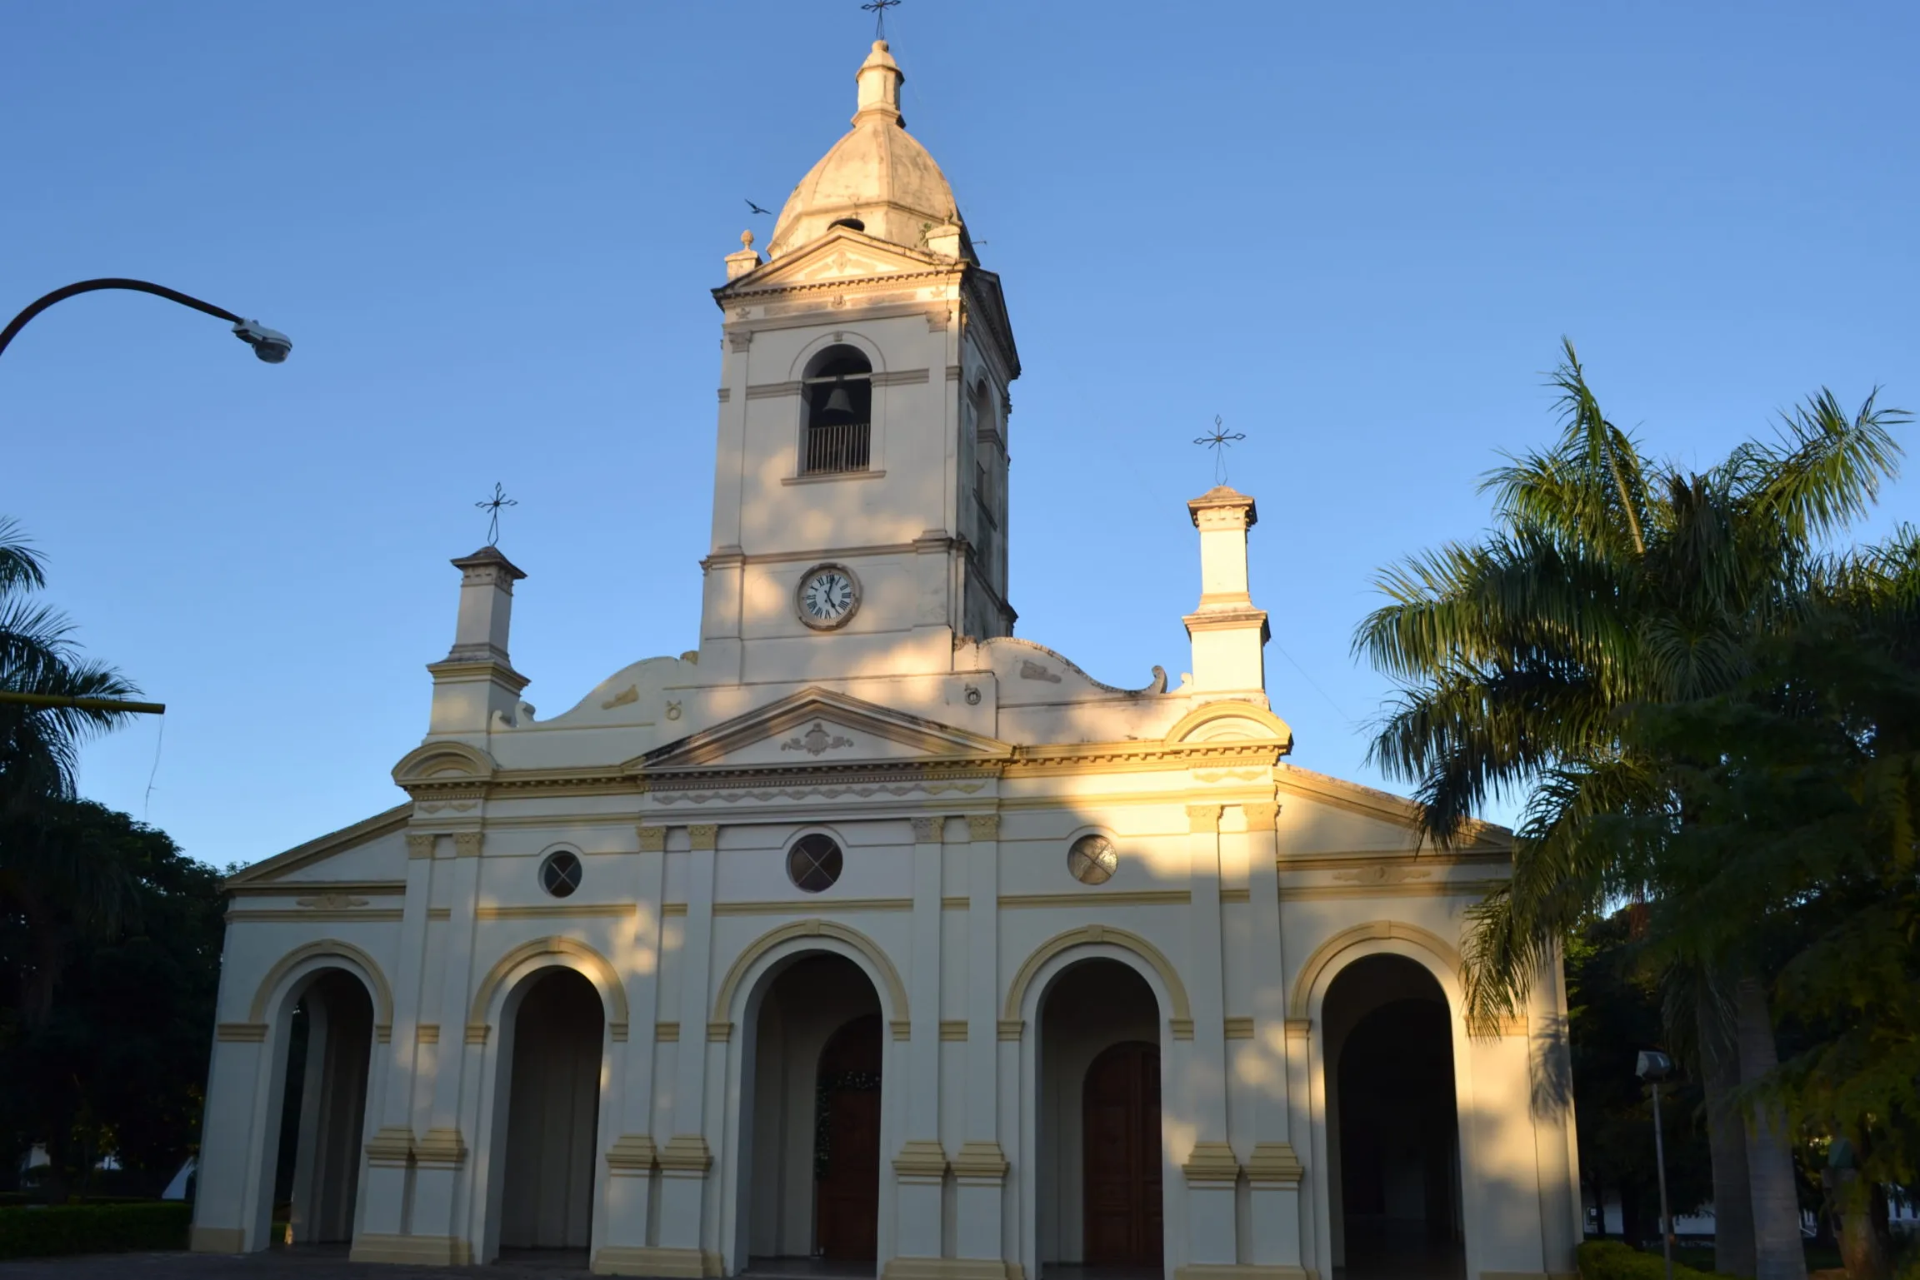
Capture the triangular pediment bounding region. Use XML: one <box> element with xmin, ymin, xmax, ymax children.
<box><xmin>633</xmin><ymin>687</ymin><xmax>1012</xmax><ymax>775</ymax></box>
<box><xmin>722</xmin><ymin>228</ymin><xmax>949</xmax><ymax>295</ymax></box>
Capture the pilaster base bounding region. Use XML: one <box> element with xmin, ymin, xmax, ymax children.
<box><xmin>188</xmin><ymin>1225</ymin><xmax>245</xmax><ymax>1253</ymax></box>
<box><xmin>1173</xmin><ymin>1267</ymin><xmax>1309</xmax><ymax>1280</ymax></box>
<box><xmin>350</xmin><ymin>1233</ymin><xmax>473</xmax><ymax>1265</ymax></box>
<box><xmin>883</xmin><ymin>1259</ymin><xmax>1011</xmax><ymax>1280</ymax></box>
<box><xmin>592</xmin><ymin>1245</ymin><xmax>722</xmax><ymax>1277</ymax></box>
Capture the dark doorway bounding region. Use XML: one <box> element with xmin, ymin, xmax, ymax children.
<box><xmin>500</xmin><ymin>968</ymin><xmax>604</xmax><ymax>1251</ymax></box>
<box><xmin>1327</xmin><ymin>955</ymin><xmax>1464</xmax><ymax>1279</ymax></box>
<box><xmin>271</xmin><ymin>970</ymin><xmax>374</xmax><ymax>1246</ymax></box>
<box><xmin>1082</xmin><ymin>1041</ymin><xmax>1163</xmax><ymax>1265</ymax></box>
<box><xmin>814</xmin><ymin>1013</ymin><xmax>883</xmax><ymax>1260</ymax></box>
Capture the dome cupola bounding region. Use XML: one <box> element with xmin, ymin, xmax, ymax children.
<box><xmin>765</xmin><ymin>40</ymin><xmax>965</xmax><ymax>259</ymax></box>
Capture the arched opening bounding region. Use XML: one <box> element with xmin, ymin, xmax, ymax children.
<box><xmin>1324</xmin><ymin>955</ymin><xmax>1463</xmax><ymax>1280</ymax></box>
<box><xmin>741</xmin><ymin>952</ymin><xmax>886</xmax><ymax>1268</ymax></box>
<box><xmin>801</xmin><ymin>345</ymin><xmax>873</xmax><ymax>475</ymax></box>
<box><xmin>269</xmin><ymin>969</ymin><xmax>374</xmax><ymax>1248</ymax></box>
<box><xmin>1037</xmin><ymin>958</ymin><xmax>1164</xmax><ymax>1271</ymax></box>
<box><xmin>498</xmin><ymin>968</ymin><xmax>605</xmax><ymax>1259</ymax></box>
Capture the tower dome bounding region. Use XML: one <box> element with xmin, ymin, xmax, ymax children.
<box><xmin>765</xmin><ymin>41</ymin><xmax>963</xmax><ymax>259</ymax></box>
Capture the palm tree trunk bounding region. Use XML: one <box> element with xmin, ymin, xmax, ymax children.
<box><xmin>1700</xmin><ymin>980</ymin><xmax>1757</xmax><ymax>1276</ymax></box>
<box><xmin>1735</xmin><ymin>976</ymin><xmax>1808</xmax><ymax>1280</ymax></box>
<box><xmin>1831</xmin><ymin>1172</ymin><xmax>1892</xmax><ymax>1280</ymax></box>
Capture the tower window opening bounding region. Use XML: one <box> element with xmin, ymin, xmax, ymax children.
<box><xmin>802</xmin><ymin>347</ymin><xmax>873</xmax><ymax>475</ymax></box>
<box><xmin>828</xmin><ymin>217</ymin><xmax>867</xmax><ymax>232</ymax></box>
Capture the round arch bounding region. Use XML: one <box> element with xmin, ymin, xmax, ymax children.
<box><xmin>1288</xmin><ymin>920</ymin><xmax>1463</xmax><ymax>1020</ymax></box>
<box><xmin>787</xmin><ymin>329</ymin><xmax>887</xmax><ymax>382</ymax></box>
<box><xmin>1004</xmin><ymin>924</ymin><xmax>1192</xmax><ymax>1031</ymax></box>
<box><xmin>468</xmin><ymin>936</ymin><xmax>630</xmax><ymax>1040</ymax></box>
<box><xmin>249</xmin><ymin>939</ymin><xmax>394</xmax><ymax>1033</ymax></box>
<box><xmin>712</xmin><ymin>918</ymin><xmax>908</xmax><ymax>1031</ymax></box>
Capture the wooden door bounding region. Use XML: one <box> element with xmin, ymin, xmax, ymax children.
<box><xmin>1083</xmin><ymin>1041</ymin><xmax>1163</xmax><ymax>1265</ymax></box>
<box><xmin>815</xmin><ymin>1015</ymin><xmax>883</xmax><ymax>1260</ymax></box>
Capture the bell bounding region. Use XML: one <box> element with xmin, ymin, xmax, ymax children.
<box><xmin>822</xmin><ymin>386</ymin><xmax>854</xmax><ymax>418</ymax></box>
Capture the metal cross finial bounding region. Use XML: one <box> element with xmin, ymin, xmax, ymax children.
<box><xmin>1193</xmin><ymin>415</ymin><xmax>1247</xmax><ymax>485</ymax></box>
<box><xmin>861</xmin><ymin>0</ymin><xmax>901</xmax><ymax>40</ymax></box>
<box><xmin>476</xmin><ymin>482</ymin><xmax>517</xmax><ymax>547</ymax></box>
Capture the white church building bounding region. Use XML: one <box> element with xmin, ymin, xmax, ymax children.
<box><xmin>191</xmin><ymin>38</ymin><xmax>1581</xmax><ymax>1280</ymax></box>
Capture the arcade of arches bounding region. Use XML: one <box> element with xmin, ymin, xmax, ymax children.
<box><xmin>271</xmin><ymin>970</ymin><xmax>374</xmax><ymax>1248</ymax></box>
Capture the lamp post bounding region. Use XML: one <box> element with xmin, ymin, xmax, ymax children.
<box><xmin>0</xmin><ymin>277</ymin><xmax>292</xmax><ymax>717</ymax></box>
<box><xmin>0</xmin><ymin>277</ymin><xmax>291</xmax><ymax>364</ymax></box>
<box><xmin>1637</xmin><ymin>1049</ymin><xmax>1677</xmax><ymax>1280</ymax></box>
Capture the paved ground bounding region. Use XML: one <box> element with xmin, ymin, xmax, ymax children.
<box><xmin>0</xmin><ymin>1248</ymin><xmax>595</xmax><ymax>1278</ymax></box>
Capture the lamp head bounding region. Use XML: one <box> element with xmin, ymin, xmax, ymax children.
<box><xmin>232</xmin><ymin>318</ymin><xmax>292</xmax><ymax>363</ymax></box>
<box><xmin>1635</xmin><ymin>1050</ymin><xmax>1675</xmax><ymax>1082</ymax></box>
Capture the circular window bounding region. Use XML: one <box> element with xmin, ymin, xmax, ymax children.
<box><xmin>540</xmin><ymin>850</ymin><xmax>583</xmax><ymax>898</ymax></box>
<box><xmin>1067</xmin><ymin>834</ymin><xmax>1117</xmax><ymax>885</ymax></box>
<box><xmin>787</xmin><ymin>833</ymin><xmax>844</xmax><ymax>894</ymax></box>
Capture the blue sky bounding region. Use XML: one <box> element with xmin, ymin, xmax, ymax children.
<box><xmin>4</xmin><ymin>3</ymin><xmax>1916</xmax><ymax>869</ymax></box>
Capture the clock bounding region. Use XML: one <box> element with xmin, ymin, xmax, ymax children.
<box><xmin>796</xmin><ymin>564</ymin><xmax>860</xmax><ymax>629</ymax></box>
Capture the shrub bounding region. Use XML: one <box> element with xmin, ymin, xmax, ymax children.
<box><xmin>1577</xmin><ymin>1239</ymin><xmax>1717</xmax><ymax>1279</ymax></box>
<box><xmin>0</xmin><ymin>1202</ymin><xmax>192</xmax><ymax>1259</ymax></box>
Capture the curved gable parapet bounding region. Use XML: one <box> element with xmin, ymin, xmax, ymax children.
<box><xmin>390</xmin><ymin>739</ymin><xmax>498</xmax><ymax>788</ymax></box>
<box><xmin>1163</xmin><ymin>699</ymin><xmax>1294</xmax><ymax>751</ymax></box>
<box><xmin>978</xmin><ymin>637</ymin><xmax>1168</xmax><ymax>703</ymax></box>
<box><xmin>536</xmin><ymin>654</ymin><xmax>696</xmax><ymax>729</ymax></box>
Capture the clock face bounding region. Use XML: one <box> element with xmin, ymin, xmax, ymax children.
<box><xmin>798</xmin><ymin>566</ymin><xmax>858</xmax><ymax>628</ymax></box>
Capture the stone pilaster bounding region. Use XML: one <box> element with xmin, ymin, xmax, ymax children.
<box><xmin>958</xmin><ymin>813</ymin><xmax>1007</xmax><ymax>1274</ymax></box>
<box><xmin>1183</xmin><ymin>804</ymin><xmax>1235</xmax><ymax>1265</ymax></box>
<box><xmin>1243</xmin><ymin>801</ymin><xmax>1306</xmax><ymax>1271</ymax></box>
<box><xmin>893</xmin><ymin>816</ymin><xmax>948</xmax><ymax>1263</ymax></box>
<box><xmin>407</xmin><ymin>830</ymin><xmax>482</xmax><ymax>1250</ymax></box>
<box><xmin>657</xmin><ymin>824</ymin><xmax>719</xmax><ymax>1268</ymax></box>
<box><xmin>598</xmin><ymin>824</ymin><xmax>671</xmax><ymax>1265</ymax></box>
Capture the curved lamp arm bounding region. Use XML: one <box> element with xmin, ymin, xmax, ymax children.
<box><xmin>0</xmin><ymin>277</ymin><xmax>290</xmax><ymax>363</ymax></box>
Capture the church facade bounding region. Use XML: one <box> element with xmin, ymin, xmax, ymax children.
<box><xmin>191</xmin><ymin>39</ymin><xmax>1581</xmax><ymax>1280</ymax></box>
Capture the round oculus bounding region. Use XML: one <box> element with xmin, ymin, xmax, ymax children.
<box><xmin>1067</xmin><ymin>834</ymin><xmax>1117</xmax><ymax>885</ymax></box>
<box><xmin>797</xmin><ymin>564</ymin><xmax>859</xmax><ymax>629</ymax></box>
<box><xmin>787</xmin><ymin>833</ymin><xmax>844</xmax><ymax>893</ymax></box>
<box><xmin>540</xmin><ymin>850</ymin><xmax>584</xmax><ymax>898</ymax></box>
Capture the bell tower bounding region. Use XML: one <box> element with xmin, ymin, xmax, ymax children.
<box><xmin>696</xmin><ymin>40</ymin><xmax>1021</xmax><ymax>686</ymax></box>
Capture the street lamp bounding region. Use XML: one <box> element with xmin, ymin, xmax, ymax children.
<box><xmin>0</xmin><ymin>277</ymin><xmax>291</xmax><ymax>365</ymax></box>
<box><xmin>0</xmin><ymin>277</ymin><xmax>291</xmax><ymax>717</ymax></box>
<box><xmin>1637</xmin><ymin>1049</ymin><xmax>1678</xmax><ymax>1280</ymax></box>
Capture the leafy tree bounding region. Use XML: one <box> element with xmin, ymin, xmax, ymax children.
<box><xmin>1567</xmin><ymin>910</ymin><xmax>1714</xmax><ymax>1247</ymax></box>
<box><xmin>0</xmin><ymin>518</ymin><xmax>143</xmax><ymax>1024</ymax></box>
<box><xmin>1354</xmin><ymin>341</ymin><xmax>1907</xmax><ymax>1280</ymax></box>
<box><xmin>0</xmin><ymin>802</ymin><xmax>226</xmax><ymax>1202</ymax></box>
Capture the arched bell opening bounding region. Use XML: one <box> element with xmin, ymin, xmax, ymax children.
<box><xmin>1036</xmin><ymin>958</ymin><xmax>1165</xmax><ymax>1272</ymax></box>
<box><xmin>497</xmin><ymin>967</ymin><xmax>606</xmax><ymax>1259</ymax></box>
<box><xmin>740</xmin><ymin>952</ymin><xmax>886</xmax><ymax>1269</ymax></box>
<box><xmin>1324</xmin><ymin>954</ymin><xmax>1464</xmax><ymax>1280</ymax></box>
<box><xmin>801</xmin><ymin>345</ymin><xmax>873</xmax><ymax>475</ymax></box>
<box><xmin>269</xmin><ymin>969</ymin><xmax>375</xmax><ymax>1249</ymax></box>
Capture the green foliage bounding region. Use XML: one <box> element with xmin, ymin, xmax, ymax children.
<box><xmin>0</xmin><ymin>1201</ymin><xmax>191</xmax><ymax>1258</ymax></box>
<box><xmin>1576</xmin><ymin>1239</ymin><xmax>1717</xmax><ymax>1279</ymax></box>
<box><xmin>0</xmin><ymin>802</ymin><xmax>226</xmax><ymax>1200</ymax></box>
<box><xmin>1567</xmin><ymin>913</ymin><xmax>1713</xmax><ymax>1242</ymax></box>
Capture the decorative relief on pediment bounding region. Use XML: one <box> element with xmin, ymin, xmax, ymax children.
<box><xmin>781</xmin><ymin>722</ymin><xmax>855</xmax><ymax>757</ymax></box>
<box><xmin>654</xmin><ymin>779</ymin><xmax>988</xmax><ymax>805</ymax></box>
<box><xmin>601</xmin><ymin>685</ymin><xmax>639</xmax><ymax>710</ymax></box>
<box><xmin>296</xmin><ymin>892</ymin><xmax>370</xmax><ymax>910</ymax></box>
<box><xmin>1331</xmin><ymin>864</ymin><xmax>1434</xmax><ymax>886</ymax></box>
<box><xmin>1018</xmin><ymin>660</ymin><xmax>1062</xmax><ymax>684</ymax></box>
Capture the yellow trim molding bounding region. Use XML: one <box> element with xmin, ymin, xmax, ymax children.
<box><xmin>1286</xmin><ymin>920</ymin><xmax>1463</xmax><ymax>1019</ymax></box>
<box><xmin>884</xmin><ymin>1261</ymin><xmax>1012</xmax><ymax>1280</ymax></box>
<box><xmin>1181</xmin><ymin>1140</ymin><xmax>1240</xmax><ymax>1185</ymax></box>
<box><xmin>1002</xmin><ymin>924</ymin><xmax>1192</xmax><ymax>1028</ymax></box>
<box><xmin>351</xmin><ymin>1234</ymin><xmax>473</xmax><ymax>1266</ymax></box>
<box><xmin>248</xmin><ymin>938</ymin><xmax>396</xmax><ymax>1027</ymax></box>
<box><xmin>593</xmin><ymin>1246</ymin><xmax>722</xmax><ymax>1277</ymax></box>
<box><xmin>711</xmin><ymin>918</ymin><xmax>909</xmax><ymax>1026</ymax></box>
<box><xmin>468</xmin><ymin>935</ymin><xmax>631</xmax><ymax>1029</ymax></box>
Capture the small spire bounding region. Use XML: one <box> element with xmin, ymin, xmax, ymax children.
<box><xmin>853</xmin><ymin>39</ymin><xmax>905</xmax><ymax>127</ymax></box>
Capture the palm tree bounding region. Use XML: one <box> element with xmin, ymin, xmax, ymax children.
<box><xmin>1353</xmin><ymin>342</ymin><xmax>1906</xmax><ymax>1280</ymax></box>
<box><xmin>0</xmin><ymin>517</ymin><xmax>142</xmax><ymax>1022</ymax></box>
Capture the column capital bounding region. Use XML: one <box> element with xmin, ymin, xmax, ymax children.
<box><xmin>893</xmin><ymin>1138</ymin><xmax>949</xmax><ymax>1182</ymax></box>
<box><xmin>951</xmin><ymin>1139</ymin><xmax>1008</xmax><ymax>1183</ymax></box>
<box><xmin>657</xmin><ymin>1134</ymin><xmax>713</xmax><ymax>1176</ymax></box>
<box><xmin>637</xmin><ymin>824</ymin><xmax>667</xmax><ymax>852</ymax></box>
<box><xmin>1245</xmin><ymin>1141</ymin><xmax>1304</xmax><ymax>1187</ymax></box>
<box><xmin>1187</xmin><ymin>803</ymin><xmax>1222</xmax><ymax>833</ymax></box>
<box><xmin>452</xmin><ymin>831</ymin><xmax>484</xmax><ymax>857</ymax></box>
<box><xmin>1244</xmin><ymin>801</ymin><xmax>1280</xmax><ymax>828</ymax></box>
<box><xmin>606</xmin><ymin>1134</ymin><xmax>658</xmax><ymax>1173</ymax></box>
<box><xmin>406</xmin><ymin>832</ymin><xmax>437</xmax><ymax>859</ymax></box>
<box><xmin>1181</xmin><ymin>1139</ymin><xmax>1240</xmax><ymax>1185</ymax></box>
<box><xmin>414</xmin><ymin>1127</ymin><xmax>468</xmax><ymax>1168</ymax></box>
<box><xmin>965</xmin><ymin>813</ymin><xmax>1000</xmax><ymax>841</ymax></box>
<box><xmin>911</xmin><ymin>815</ymin><xmax>941</xmax><ymax>843</ymax></box>
<box><xmin>688</xmin><ymin>824</ymin><xmax>718</xmax><ymax>851</ymax></box>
